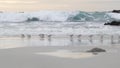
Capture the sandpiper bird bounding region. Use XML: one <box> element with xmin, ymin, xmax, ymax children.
<box><xmin>89</xmin><ymin>35</ymin><xmax>93</xmax><ymax>39</ymax></box>
<box><xmin>89</xmin><ymin>35</ymin><xmax>93</xmax><ymax>43</ymax></box>
<box><xmin>48</xmin><ymin>34</ymin><xmax>52</xmax><ymax>37</ymax></box>
<box><xmin>48</xmin><ymin>34</ymin><xmax>52</xmax><ymax>41</ymax></box>
<box><xmin>27</xmin><ymin>34</ymin><xmax>31</xmax><ymax>39</ymax></box>
<box><xmin>100</xmin><ymin>35</ymin><xmax>103</xmax><ymax>43</ymax></box>
<box><xmin>111</xmin><ymin>35</ymin><xmax>114</xmax><ymax>44</ymax></box>
<box><xmin>70</xmin><ymin>34</ymin><xmax>73</xmax><ymax>38</ymax></box>
<box><xmin>118</xmin><ymin>35</ymin><xmax>120</xmax><ymax>43</ymax></box>
<box><xmin>21</xmin><ymin>34</ymin><xmax>25</xmax><ymax>38</ymax></box>
<box><xmin>78</xmin><ymin>34</ymin><xmax>82</xmax><ymax>37</ymax></box>
<box><xmin>70</xmin><ymin>34</ymin><xmax>74</xmax><ymax>41</ymax></box>
<box><xmin>39</xmin><ymin>34</ymin><xmax>45</xmax><ymax>38</ymax></box>
<box><xmin>78</xmin><ymin>34</ymin><xmax>82</xmax><ymax>41</ymax></box>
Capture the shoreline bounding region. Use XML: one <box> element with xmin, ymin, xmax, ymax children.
<box><xmin>0</xmin><ymin>35</ymin><xmax>120</xmax><ymax>49</ymax></box>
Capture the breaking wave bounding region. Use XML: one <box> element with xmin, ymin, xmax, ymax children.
<box><xmin>0</xmin><ymin>11</ymin><xmax>119</xmax><ymax>23</ymax></box>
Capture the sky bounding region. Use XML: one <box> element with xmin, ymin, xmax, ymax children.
<box><xmin>0</xmin><ymin>0</ymin><xmax>120</xmax><ymax>11</ymax></box>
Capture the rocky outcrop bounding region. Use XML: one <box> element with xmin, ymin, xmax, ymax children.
<box><xmin>86</xmin><ymin>48</ymin><xmax>106</xmax><ymax>53</ymax></box>
<box><xmin>26</xmin><ymin>17</ymin><xmax>39</xmax><ymax>22</ymax></box>
<box><xmin>104</xmin><ymin>21</ymin><xmax>120</xmax><ymax>26</ymax></box>
<box><xmin>112</xmin><ymin>10</ymin><xmax>120</xmax><ymax>13</ymax></box>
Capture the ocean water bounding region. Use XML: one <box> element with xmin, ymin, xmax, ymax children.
<box><xmin>1</xmin><ymin>21</ymin><xmax>120</xmax><ymax>36</ymax></box>
<box><xmin>0</xmin><ymin>11</ymin><xmax>120</xmax><ymax>48</ymax></box>
<box><xmin>0</xmin><ymin>11</ymin><xmax>120</xmax><ymax>36</ymax></box>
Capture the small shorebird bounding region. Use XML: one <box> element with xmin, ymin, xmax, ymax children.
<box><xmin>48</xmin><ymin>35</ymin><xmax>52</xmax><ymax>41</ymax></box>
<box><xmin>70</xmin><ymin>34</ymin><xmax>74</xmax><ymax>41</ymax></box>
<box><xmin>21</xmin><ymin>34</ymin><xmax>25</xmax><ymax>38</ymax></box>
<box><xmin>118</xmin><ymin>35</ymin><xmax>120</xmax><ymax>43</ymax></box>
<box><xmin>78</xmin><ymin>34</ymin><xmax>82</xmax><ymax>42</ymax></box>
<box><xmin>100</xmin><ymin>35</ymin><xmax>104</xmax><ymax>43</ymax></box>
<box><xmin>89</xmin><ymin>35</ymin><xmax>93</xmax><ymax>43</ymax></box>
<box><xmin>27</xmin><ymin>35</ymin><xmax>31</xmax><ymax>39</ymax></box>
<box><xmin>111</xmin><ymin>35</ymin><xmax>114</xmax><ymax>44</ymax></box>
<box><xmin>39</xmin><ymin>34</ymin><xmax>45</xmax><ymax>38</ymax></box>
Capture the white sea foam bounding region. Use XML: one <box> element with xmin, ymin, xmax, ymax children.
<box><xmin>0</xmin><ymin>11</ymin><xmax>119</xmax><ymax>22</ymax></box>
<box><xmin>0</xmin><ymin>11</ymin><xmax>120</xmax><ymax>36</ymax></box>
<box><xmin>36</xmin><ymin>50</ymin><xmax>95</xmax><ymax>59</ymax></box>
<box><xmin>107</xmin><ymin>13</ymin><xmax>120</xmax><ymax>21</ymax></box>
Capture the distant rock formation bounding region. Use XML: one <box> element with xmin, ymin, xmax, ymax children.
<box><xmin>112</xmin><ymin>10</ymin><xmax>120</xmax><ymax>13</ymax></box>
<box><xmin>104</xmin><ymin>21</ymin><xmax>120</xmax><ymax>26</ymax></box>
<box><xmin>0</xmin><ymin>11</ymin><xmax>3</xmax><ymax>13</ymax></box>
<box><xmin>26</xmin><ymin>17</ymin><xmax>39</xmax><ymax>22</ymax></box>
<box><xmin>19</xmin><ymin>12</ymin><xmax>24</xmax><ymax>13</ymax></box>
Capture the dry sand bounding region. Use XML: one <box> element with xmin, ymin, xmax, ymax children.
<box><xmin>0</xmin><ymin>46</ymin><xmax>120</xmax><ymax>68</ymax></box>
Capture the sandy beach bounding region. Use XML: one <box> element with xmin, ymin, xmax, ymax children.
<box><xmin>0</xmin><ymin>1</ymin><xmax>120</xmax><ymax>68</ymax></box>
<box><xmin>0</xmin><ymin>45</ymin><xmax>120</xmax><ymax>68</ymax></box>
<box><xmin>0</xmin><ymin>36</ymin><xmax>120</xmax><ymax>68</ymax></box>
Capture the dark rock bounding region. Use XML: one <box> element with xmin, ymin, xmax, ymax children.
<box><xmin>112</xmin><ymin>10</ymin><xmax>120</xmax><ymax>13</ymax></box>
<box><xmin>26</xmin><ymin>17</ymin><xmax>39</xmax><ymax>22</ymax></box>
<box><xmin>104</xmin><ymin>21</ymin><xmax>120</xmax><ymax>26</ymax></box>
<box><xmin>86</xmin><ymin>48</ymin><xmax>106</xmax><ymax>53</ymax></box>
<box><xmin>19</xmin><ymin>12</ymin><xmax>24</xmax><ymax>13</ymax></box>
<box><xmin>0</xmin><ymin>11</ymin><xmax>3</xmax><ymax>13</ymax></box>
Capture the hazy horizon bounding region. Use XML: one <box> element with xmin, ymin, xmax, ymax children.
<box><xmin>0</xmin><ymin>0</ymin><xmax>120</xmax><ymax>12</ymax></box>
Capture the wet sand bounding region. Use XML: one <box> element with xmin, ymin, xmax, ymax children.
<box><xmin>0</xmin><ymin>34</ymin><xmax>120</xmax><ymax>49</ymax></box>
<box><xmin>0</xmin><ymin>36</ymin><xmax>120</xmax><ymax>68</ymax></box>
<box><xmin>0</xmin><ymin>46</ymin><xmax>120</xmax><ymax>68</ymax></box>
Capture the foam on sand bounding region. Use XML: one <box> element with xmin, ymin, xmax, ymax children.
<box><xmin>0</xmin><ymin>37</ymin><xmax>25</xmax><ymax>49</ymax></box>
<box><xmin>36</xmin><ymin>50</ymin><xmax>95</xmax><ymax>59</ymax></box>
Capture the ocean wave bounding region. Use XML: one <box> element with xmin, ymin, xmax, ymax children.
<box><xmin>0</xmin><ymin>11</ymin><xmax>119</xmax><ymax>23</ymax></box>
<box><xmin>67</xmin><ymin>11</ymin><xmax>111</xmax><ymax>22</ymax></box>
